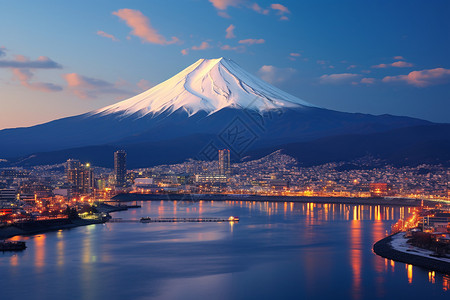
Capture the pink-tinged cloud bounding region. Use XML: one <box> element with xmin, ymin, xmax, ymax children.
<box><xmin>217</xmin><ymin>11</ymin><xmax>231</xmax><ymax>18</ymax></box>
<box><xmin>226</xmin><ymin>24</ymin><xmax>236</xmax><ymax>39</ymax></box>
<box><xmin>192</xmin><ymin>41</ymin><xmax>211</xmax><ymax>50</ymax></box>
<box><xmin>373</xmin><ymin>63</ymin><xmax>388</xmax><ymax>68</ymax></box>
<box><xmin>11</xmin><ymin>68</ymin><xmax>62</xmax><ymax>92</ymax></box>
<box><xmin>63</xmin><ymin>73</ymin><xmax>133</xmax><ymax>99</ymax></box>
<box><xmin>372</xmin><ymin>61</ymin><xmax>413</xmax><ymax>68</ymax></box>
<box><xmin>394</xmin><ymin>56</ymin><xmax>404</xmax><ymax>60</ymax></box>
<box><xmin>238</xmin><ymin>38</ymin><xmax>265</xmax><ymax>45</ymax></box>
<box><xmin>288</xmin><ymin>53</ymin><xmax>300</xmax><ymax>61</ymax></box>
<box><xmin>181</xmin><ymin>49</ymin><xmax>189</xmax><ymax>55</ymax></box>
<box><xmin>361</xmin><ymin>77</ymin><xmax>375</xmax><ymax>84</ymax></box>
<box><xmin>208</xmin><ymin>0</ymin><xmax>242</xmax><ymax>10</ymax></box>
<box><xmin>258</xmin><ymin>65</ymin><xmax>296</xmax><ymax>84</ymax></box>
<box><xmin>271</xmin><ymin>3</ymin><xmax>290</xmax><ymax>19</ymax></box>
<box><xmin>382</xmin><ymin>68</ymin><xmax>450</xmax><ymax>87</ymax></box>
<box><xmin>221</xmin><ymin>45</ymin><xmax>234</xmax><ymax>50</ymax></box>
<box><xmin>97</xmin><ymin>30</ymin><xmax>119</xmax><ymax>42</ymax></box>
<box><xmin>12</xmin><ymin>68</ymin><xmax>32</xmax><ymax>82</ymax></box>
<box><xmin>112</xmin><ymin>9</ymin><xmax>178</xmax><ymax>45</ymax></box>
<box><xmin>137</xmin><ymin>79</ymin><xmax>152</xmax><ymax>91</ymax></box>
<box><xmin>319</xmin><ymin>73</ymin><xmax>361</xmax><ymax>84</ymax></box>
<box><xmin>64</xmin><ymin>73</ymin><xmax>86</xmax><ymax>88</ymax></box>
<box><xmin>271</xmin><ymin>3</ymin><xmax>290</xmax><ymax>14</ymax></box>
<box><xmin>391</xmin><ymin>61</ymin><xmax>413</xmax><ymax>68</ymax></box>
<box><xmin>251</xmin><ymin>3</ymin><xmax>269</xmax><ymax>14</ymax></box>
<box><xmin>15</xmin><ymin>55</ymin><xmax>27</xmax><ymax>62</ymax></box>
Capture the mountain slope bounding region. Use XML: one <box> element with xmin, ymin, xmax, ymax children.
<box><xmin>0</xmin><ymin>57</ymin><xmax>434</xmax><ymax>161</ymax></box>
<box><xmin>92</xmin><ymin>57</ymin><xmax>314</xmax><ymax>117</ymax></box>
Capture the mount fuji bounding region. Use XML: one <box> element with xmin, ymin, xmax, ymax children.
<box><xmin>0</xmin><ymin>57</ymin><xmax>440</xmax><ymax>168</ymax></box>
<box><xmin>93</xmin><ymin>57</ymin><xmax>313</xmax><ymax>117</ymax></box>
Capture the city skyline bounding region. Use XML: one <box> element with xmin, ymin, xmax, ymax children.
<box><xmin>1</xmin><ymin>0</ymin><xmax>449</xmax><ymax>131</ymax></box>
<box><xmin>1</xmin><ymin>2</ymin><xmax>449</xmax><ymax>299</ymax></box>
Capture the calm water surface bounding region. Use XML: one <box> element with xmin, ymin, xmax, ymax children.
<box><xmin>1</xmin><ymin>200</ymin><xmax>449</xmax><ymax>299</ymax></box>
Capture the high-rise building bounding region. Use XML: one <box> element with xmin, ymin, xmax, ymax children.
<box><xmin>66</xmin><ymin>159</ymin><xmax>82</xmax><ymax>172</ymax></box>
<box><xmin>218</xmin><ymin>149</ymin><xmax>231</xmax><ymax>176</ymax></box>
<box><xmin>66</xmin><ymin>159</ymin><xmax>93</xmax><ymax>196</ymax></box>
<box><xmin>114</xmin><ymin>150</ymin><xmax>127</xmax><ymax>187</ymax></box>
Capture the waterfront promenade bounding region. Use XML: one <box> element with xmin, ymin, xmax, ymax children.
<box><xmin>373</xmin><ymin>233</ymin><xmax>450</xmax><ymax>275</ymax></box>
<box><xmin>112</xmin><ymin>193</ymin><xmax>423</xmax><ymax>206</ymax></box>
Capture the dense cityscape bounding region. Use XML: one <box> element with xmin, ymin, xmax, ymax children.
<box><xmin>0</xmin><ymin>149</ymin><xmax>448</xmax><ymax>225</ymax></box>
<box><xmin>2</xmin><ymin>2</ymin><xmax>450</xmax><ymax>299</ymax></box>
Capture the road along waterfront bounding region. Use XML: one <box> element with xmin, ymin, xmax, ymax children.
<box><xmin>1</xmin><ymin>200</ymin><xmax>449</xmax><ymax>299</ymax></box>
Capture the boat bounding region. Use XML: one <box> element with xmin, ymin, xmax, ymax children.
<box><xmin>140</xmin><ymin>217</ymin><xmax>152</xmax><ymax>223</ymax></box>
<box><xmin>0</xmin><ymin>240</ymin><xmax>27</xmax><ymax>251</ymax></box>
<box><xmin>228</xmin><ymin>216</ymin><xmax>240</xmax><ymax>222</ymax></box>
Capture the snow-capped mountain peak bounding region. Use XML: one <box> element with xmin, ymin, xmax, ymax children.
<box><xmin>93</xmin><ymin>57</ymin><xmax>315</xmax><ymax>118</ymax></box>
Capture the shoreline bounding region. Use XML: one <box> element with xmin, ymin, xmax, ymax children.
<box><xmin>373</xmin><ymin>233</ymin><xmax>450</xmax><ymax>275</ymax></box>
<box><xmin>0</xmin><ymin>218</ymin><xmax>105</xmax><ymax>240</ymax></box>
<box><xmin>0</xmin><ymin>203</ymin><xmax>127</xmax><ymax>240</ymax></box>
<box><xmin>0</xmin><ymin>196</ymin><xmax>431</xmax><ymax>244</ymax></box>
<box><xmin>112</xmin><ymin>193</ymin><xmax>423</xmax><ymax>207</ymax></box>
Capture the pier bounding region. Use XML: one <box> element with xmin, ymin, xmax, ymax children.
<box><xmin>109</xmin><ymin>217</ymin><xmax>239</xmax><ymax>223</ymax></box>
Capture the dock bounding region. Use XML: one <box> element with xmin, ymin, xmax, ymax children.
<box><xmin>109</xmin><ymin>217</ymin><xmax>239</xmax><ymax>223</ymax></box>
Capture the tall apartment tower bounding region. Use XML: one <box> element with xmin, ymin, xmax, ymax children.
<box><xmin>114</xmin><ymin>150</ymin><xmax>127</xmax><ymax>187</ymax></box>
<box><xmin>66</xmin><ymin>159</ymin><xmax>93</xmax><ymax>196</ymax></box>
<box><xmin>218</xmin><ymin>149</ymin><xmax>231</xmax><ymax>176</ymax></box>
<box><xmin>66</xmin><ymin>159</ymin><xmax>81</xmax><ymax>175</ymax></box>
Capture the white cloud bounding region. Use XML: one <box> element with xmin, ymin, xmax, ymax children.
<box><xmin>258</xmin><ymin>65</ymin><xmax>296</xmax><ymax>84</ymax></box>
<box><xmin>238</xmin><ymin>38</ymin><xmax>265</xmax><ymax>45</ymax></box>
<box><xmin>319</xmin><ymin>73</ymin><xmax>361</xmax><ymax>84</ymax></box>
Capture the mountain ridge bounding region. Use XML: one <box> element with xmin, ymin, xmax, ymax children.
<box><xmin>0</xmin><ymin>57</ymin><xmax>438</xmax><ymax>163</ymax></box>
<box><xmin>3</xmin><ymin>124</ymin><xmax>448</xmax><ymax>169</ymax></box>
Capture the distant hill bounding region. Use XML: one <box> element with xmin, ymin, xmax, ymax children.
<box><xmin>2</xmin><ymin>124</ymin><xmax>448</xmax><ymax>169</ymax></box>
<box><xmin>249</xmin><ymin>124</ymin><xmax>450</xmax><ymax>167</ymax></box>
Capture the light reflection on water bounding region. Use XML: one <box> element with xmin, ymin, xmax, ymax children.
<box><xmin>1</xmin><ymin>200</ymin><xmax>449</xmax><ymax>299</ymax></box>
<box><xmin>350</xmin><ymin>219</ymin><xmax>362</xmax><ymax>300</ymax></box>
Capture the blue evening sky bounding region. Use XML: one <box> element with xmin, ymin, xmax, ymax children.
<box><xmin>0</xmin><ymin>0</ymin><xmax>449</xmax><ymax>129</ymax></box>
